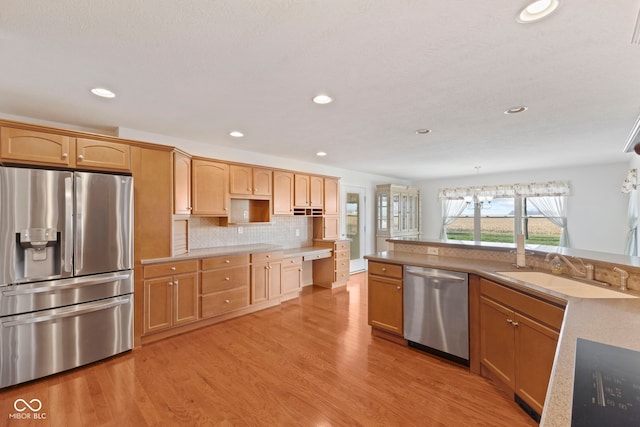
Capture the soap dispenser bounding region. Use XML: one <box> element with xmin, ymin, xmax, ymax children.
<box><xmin>550</xmin><ymin>256</ymin><xmax>564</xmax><ymax>275</ymax></box>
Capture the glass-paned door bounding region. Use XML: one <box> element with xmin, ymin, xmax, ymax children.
<box><xmin>344</xmin><ymin>186</ymin><xmax>366</xmax><ymax>272</ymax></box>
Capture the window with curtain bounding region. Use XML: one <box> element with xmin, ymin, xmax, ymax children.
<box><xmin>439</xmin><ymin>181</ymin><xmax>570</xmax><ymax>247</ymax></box>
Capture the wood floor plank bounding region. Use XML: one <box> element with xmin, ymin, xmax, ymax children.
<box><xmin>0</xmin><ymin>273</ymin><xmax>537</xmax><ymax>427</ymax></box>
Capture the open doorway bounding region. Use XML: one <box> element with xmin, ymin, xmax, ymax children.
<box><xmin>343</xmin><ymin>185</ymin><xmax>366</xmax><ymax>273</ymax></box>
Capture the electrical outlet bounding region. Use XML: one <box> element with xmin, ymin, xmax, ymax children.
<box><xmin>238</xmin><ymin>226</ymin><xmax>244</xmax><ymax>234</ymax></box>
<box><xmin>295</xmin><ymin>229</ymin><xmax>300</xmax><ymax>237</ymax></box>
<box><xmin>427</xmin><ymin>247</ymin><xmax>439</xmax><ymax>255</ymax></box>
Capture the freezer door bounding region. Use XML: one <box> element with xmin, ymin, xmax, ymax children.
<box><xmin>0</xmin><ymin>167</ymin><xmax>74</xmax><ymax>286</ymax></box>
<box><xmin>74</xmin><ymin>172</ymin><xmax>133</xmax><ymax>276</ymax></box>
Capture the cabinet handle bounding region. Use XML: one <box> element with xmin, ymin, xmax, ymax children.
<box><xmin>225</xmin><ymin>259</ymin><xmax>230</xmax><ymax>264</ymax></box>
<box><xmin>62</xmin><ymin>152</ymin><xmax>68</xmax><ymax>159</ymax></box>
<box><xmin>188</xmin><ymin>206</ymin><xmax>193</xmax><ymax>210</ymax></box>
<box><xmin>225</xmin><ymin>299</ymin><xmax>230</xmax><ymax>304</ymax></box>
<box><xmin>170</xmin><ymin>266</ymin><xmax>176</xmax><ymax>271</ymax></box>
<box><xmin>396</xmin><ymin>286</ymin><xmax>401</xmax><ymax>291</ymax></box>
<box><xmin>506</xmin><ymin>319</ymin><xmax>513</xmax><ymax>324</ymax></box>
<box><xmin>174</xmin><ymin>280</ymin><xmax>179</xmax><ymax>286</ymax></box>
<box><xmin>266</xmin><ymin>255</ymin><xmax>270</xmax><ymax>258</ymax></box>
<box><xmin>512</xmin><ymin>321</ymin><xmax>519</xmax><ymax>327</ymax></box>
<box><xmin>78</xmin><ymin>154</ymin><xmax>85</xmax><ymax>161</ymax></box>
<box><xmin>381</xmin><ymin>268</ymin><xmax>387</xmax><ymax>272</ymax></box>
<box><xmin>225</xmin><ymin>277</ymin><xmax>230</xmax><ymax>281</ymax></box>
<box><xmin>168</xmin><ymin>282</ymin><xmax>173</xmax><ymax>286</ymax></box>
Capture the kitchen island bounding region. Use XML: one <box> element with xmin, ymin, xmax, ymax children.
<box><xmin>365</xmin><ymin>238</ymin><xmax>640</xmax><ymax>426</ymax></box>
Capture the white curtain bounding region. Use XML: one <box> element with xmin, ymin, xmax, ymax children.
<box><xmin>527</xmin><ymin>196</ymin><xmax>570</xmax><ymax>247</ymax></box>
<box><xmin>440</xmin><ymin>199</ymin><xmax>468</xmax><ymax>240</ymax></box>
<box><xmin>626</xmin><ymin>190</ymin><xmax>638</xmax><ymax>256</ymax></box>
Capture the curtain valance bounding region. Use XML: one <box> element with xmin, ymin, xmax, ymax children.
<box><xmin>438</xmin><ymin>180</ymin><xmax>570</xmax><ymax>200</ymax></box>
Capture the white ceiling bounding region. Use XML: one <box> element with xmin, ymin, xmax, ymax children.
<box><xmin>1</xmin><ymin>1</ymin><xmax>640</xmax><ymax>180</ymax></box>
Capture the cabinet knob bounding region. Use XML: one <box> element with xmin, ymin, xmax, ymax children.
<box><xmin>225</xmin><ymin>259</ymin><xmax>230</xmax><ymax>264</ymax></box>
<box><xmin>174</xmin><ymin>280</ymin><xmax>179</xmax><ymax>286</ymax></box>
<box><xmin>225</xmin><ymin>277</ymin><xmax>230</xmax><ymax>281</ymax></box>
<box><xmin>78</xmin><ymin>154</ymin><xmax>85</xmax><ymax>161</ymax></box>
<box><xmin>266</xmin><ymin>255</ymin><xmax>270</xmax><ymax>258</ymax></box>
<box><xmin>168</xmin><ymin>282</ymin><xmax>173</xmax><ymax>286</ymax></box>
<box><xmin>512</xmin><ymin>321</ymin><xmax>519</xmax><ymax>327</ymax></box>
<box><xmin>170</xmin><ymin>266</ymin><xmax>176</xmax><ymax>271</ymax></box>
<box><xmin>396</xmin><ymin>286</ymin><xmax>401</xmax><ymax>291</ymax></box>
<box><xmin>225</xmin><ymin>299</ymin><xmax>230</xmax><ymax>304</ymax></box>
<box><xmin>381</xmin><ymin>268</ymin><xmax>387</xmax><ymax>272</ymax></box>
<box><xmin>506</xmin><ymin>319</ymin><xmax>513</xmax><ymax>324</ymax></box>
<box><xmin>62</xmin><ymin>152</ymin><xmax>68</xmax><ymax>159</ymax></box>
<box><xmin>188</xmin><ymin>207</ymin><xmax>193</xmax><ymax>210</ymax></box>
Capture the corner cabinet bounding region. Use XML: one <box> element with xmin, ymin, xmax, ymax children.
<box><xmin>375</xmin><ymin>184</ymin><xmax>420</xmax><ymax>252</ymax></box>
<box><xmin>479</xmin><ymin>278</ymin><xmax>565</xmax><ymax>418</ymax></box>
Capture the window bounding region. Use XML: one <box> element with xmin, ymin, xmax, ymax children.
<box><xmin>524</xmin><ymin>198</ymin><xmax>562</xmax><ymax>246</ymax></box>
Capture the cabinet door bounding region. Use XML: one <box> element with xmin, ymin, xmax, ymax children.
<box><xmin>0</xmin><ymin>127</ymin><xmax>74</xmax><ymax>167</ymax></box>
<box><xmin>323</xmin><ymin>178</ymin><xmax>340</xmax><ymax>215</ymax></box>
<box><xmin>273</xmin><ymin>171</ymin><xmax>294</xmax><ymax>215</ymax></box>
<box><xmin>514</xmin><ymin>312</ymin><xmax>560</xmax><ymax>415</ymax></box>
<box><xmin>268</xmin><ymin>261</ymin><xmax>283</xmax><ymax>300</ymax></box>
<box><xmin>252</xmin><ymin>167</ymin><xmax>272</xmax><ymax>196</ymax></box>
<box><xmin>173</xmin><ymin>151</ymin><xmax>192</xmax><ymax>214</ymax></box>
<box><xmin>192</xmin><ymin>159</ymin><xmax>229</xmax><ymax>215</ymax></box>
<box><xmin>310</xmin><ymin>176</ymin><xmax>324</xmax><ymax>208</ymax></box>
<box><xmin>144</xmin><ymin>277</ymin><xmax>173</xmax><ymax>334</ymax></box>
<box><xmin>229</xmin><ymin>165</ymin><xmax>253</xmax><ymax>195</ymax></box>
<box><xmin>282</xmin><ymin>259</ymin><xmax>302</xmax><ymax>294</ymax></box>
<box><xmin>173</xmin><ymin>272</ymin><xmax>199</xmax><ymax>325</ymax></box>
<box><xmin>367</xmin><ymin>275</ymin><xmax>403</xmax><ymax>335</ymax></box>
<box><xmin>251</xmin><ymin>263</ymin><xmax>269</xmax><ymax>304</ymax></box>
<box><xmin>322</xmin><ymin>216</ymin><xmax>340</xmax><ymax>240</ymax></box>
<box><xmin>76</xmin><ymin>138</ymin><xmax>131</xmax><ymax>171</ymax></box>
<box><xmin>294</xmin><ymin>174</ymin><xmax>310</xmax><ymax>207</ymax></box>
<box><xmin>480</xmin><ymin>296</ymin><xmax>516</xmax><ymax>389</ymax></box>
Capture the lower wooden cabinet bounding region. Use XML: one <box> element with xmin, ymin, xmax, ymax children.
<box><xmin>200</xmin><ymin>254</ymin><xmax>250</xmax><ymax>318</ymax></box>
<box><xmin>250</xmin><ymin>251</ymin><xmax>283</xmax><ymax>303</ymax></box>
<box><xmin>479</xmin><ymin>278</ymin><xmax>564</xmax><ymax>417</ymax></box>
<box><xmin>282</xmin><ymin>256</ymin><xmax>303</xmax><ymax>296</ymax></box>
<box><xmin>143</xmin><ymin>260</ymin><xmax>199</xmax><ymax>334</ymax></box>
<box><xmin>367</xmin><ymin>261</ymin><xmax>403</xmax><ymax>335</ymax></box>
<box><xmin>313</xmin><ymin>239</ymin><xmax>350</xmax><ymax>288</ymax></box>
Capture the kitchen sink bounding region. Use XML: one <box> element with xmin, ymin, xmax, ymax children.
<box><xmin>495</xmin><ymin>271</ymin><xmax>638</xmax><ymax>299</ymax></box>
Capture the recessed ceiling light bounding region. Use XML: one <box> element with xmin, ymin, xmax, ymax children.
<box><xmin>91</xmin><ymin>87</ymin><xmax>116</xmax><ymax>98</ymax></box>
<box><xmin>316</xmin><ymin>151</ymin><xmax>327</xmax><ymax>157</ymax></box>
<box><xmin>312</xmin><ymin>94</ymin><xmax>333</xmax><ymax>105</ymax></box>
<box><xmin>517</xmin><ymin>0</ymin><xmax>560</xmax><ymax>23</ymax></box>
<box><xmin>504</xmin><ymin>106</ymin><xmax>528</xmax><ymax>114</ymax></box>
<box><xmin>229</xmin><ymin>131</ymin><xmax>244</xmax><ymax>138</ymax></box>
<box><xmin>415</xmin><ymin>129</ymin><xmax>432</xmax><ymax>134</ymax></box>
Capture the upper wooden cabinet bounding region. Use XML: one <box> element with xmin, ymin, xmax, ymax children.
<box><xmin>191</xmin><ymin>159</ymin><xmax>229</xmax><ymax>216</ymax></box>
<box><xmin>323</xmin><ymin>178</ymin><xmax>340</xmax><ymax>216</ymax></box>
<box><xmin>229</xmin><ymin>165</ymin><xmax>272</xmax><ymax>197</ymax></box>
<box><xmin>294</xmin><ymin>174</ymin><xmax>323</xmax><ymax>208</ymax></box>
<box><xmin>173</xmin><ymin>151</ymin><xmax>192</xmax><ymax>215</ymax></box>
<box><xmin>0</xmin><ymin>127</ymin><xmax>131</xmax><ymax>171</ymax></box>
<box><xmin>273</xmin><ymin>170</ymin><xmax>294</xmax><ymax>215</ymax></box>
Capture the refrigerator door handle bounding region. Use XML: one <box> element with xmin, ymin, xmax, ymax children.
<box><xmin>64</xmin><ymin>177</ymin><xmax>73</xmax><ymax>273</ymax></box>
<box><xmin>1</xmin><ymin>296</ymin><xmax>130</xmax><ymax>327</ymax></box>
<box><xmin>74</xmin><ymin>174</ymin><xmax>83</xmax><ymax>273</ymax></box>
<box><xmin>1</xmin><ymin>273</ymin><xmax>132</xmax><ymax>296</ymax></box>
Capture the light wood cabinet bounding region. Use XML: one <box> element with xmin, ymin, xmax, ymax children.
<box><xmin>250</xmin><ymin>251</ymin><xmax>283</xmax><ymax>303</ymax></box>
<box><xmin>200</xmin><ymin>254</ymin><xmax>250</xmax><ymax>318</ymax></box>
<box><xmin>479</xmin><ymin>278</ymin><xmax>564</xmax><ymax>417</ymax></box>
<box><xmin>313</xmin><ymin>240</ymin><xmax>350</xmax><ymax>288</ymax></box>
<box><xmin>273</xmin><ymin>171</ymin><xmax>294</xmax><ymax>215</ymax></box>
<box><xmin>375</xmin><ymin>184</ymin><xmax>420</xmax><ymax>252</ymax></box>
<box><xmin>191</xmin><ymin>159</ymin><xmax>229</xmax><ymax>216</ymax></box>
<box><xmin>282</xmin><ymin>256</ymin><xmax>303</xmax><ymax>297</ymax></box>
<box><xmin>229</xmin><ymin>165</ymin><xmax>272</xmax><ymax>196</ymax></box>
<box><xmin>294</xmin><ymin>174</ymin><xmax>323</xmax><ymax>209</ymax></box>
<box><xmin>143</xmin><ymin>260</ymin><xmax>199</xmax><ymax>335</ymax></box>
<box><xmin>367</xmin><ymin>261</ymin><xmax>403</xmax><ymax>335</ymax></box>
<box><xmin>173</xmin><ymin>151</ymin><xmax>192</xmax><ymax>215</ymax></box>
<box><xmin>323</xmin><ymin>178</ymin><xmax>340</xmax><ymax>216</ymax></box>
<box><xmin>0</xmin><ymin>127</ymin><xmax>131</xmax><ymax>171</ymax></box>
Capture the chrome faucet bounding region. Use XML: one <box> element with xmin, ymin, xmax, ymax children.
<box><xmin>544</xmin><ymin>253</ymin><xmax>594</xmax><ymax>280</ymax></box>
<box><xmin>613</xmin><ymin>267</ymin><xmax>629</xmax><ymax>291</ymax></box>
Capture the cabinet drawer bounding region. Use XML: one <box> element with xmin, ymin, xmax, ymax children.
<box><xmin>368</xmin><ymin>262</ymin><xmax>402</xmax><ymax>279</ymax></box>
<box><xmin>201</xmin><ymin>254</ymin><xmax>249</xmax><ymax>270</ymax></box>
<box><xmin>480</xmin><ymin>278</ymin><xmax>565</xmax><ymax>330</ymax></box>
<box><xmin>251</xmin><ymin>251</ymin><xmax>283</xmax><ymax>263</ymax></box>
<box><xmin>335</xmin><ymin>257</ymin><xmax>349</xmax><ymax>272</ymax></box>
<box><xmin>283</xmin><ymin>256</ymin><xmax>303</xmax><ymax>268</ymax></box>
<box><xmin>334</xmin><ymin>249</ymin><xmax>350</xmax><ymax>260</ymax></box>
<box><xmin>201</xmin><ymin>287</ymin><xmax>249</xmax><ymax>318</ymax></box>
<box><xmin>335</xmin><ymin>241</ymin><xmax>349</xmax><ymax>252</ymax></box>
<box><xmin>335</xmin><ymin>267</ymin><xmax>350</xmax><ymax>283</ymax></box>
<box><xmin>200</xmin><ymin>266</ymin><xmax>249</xmax><ymax>294</ymax></box>
<box><xmin>144</xmin><ymin>260</ymin><xmax>198</xmax><ymax>279</ymax></box>
<box><xmin>303</xmin><ymin>251</ymin><xmax>331</xmax><ymax>261</ymax></box>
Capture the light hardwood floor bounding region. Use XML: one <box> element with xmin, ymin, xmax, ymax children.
<box><xmin>0</xmin><ymin>273</ymin><xmax>537</xmax><ymax>426</ymax></box>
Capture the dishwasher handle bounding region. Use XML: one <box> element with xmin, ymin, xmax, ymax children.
<box><xmin>405</xmin><ymin>268</ymin><xmax>467</xmax><ymax>282</ymax></box>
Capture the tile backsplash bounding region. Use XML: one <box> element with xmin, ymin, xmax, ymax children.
<box><xmin>188</xmin><ymin>216</ymin><xmax>313</xmax><ymax>249</ymax></box>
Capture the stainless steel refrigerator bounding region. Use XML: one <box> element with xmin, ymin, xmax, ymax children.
<box><xmin>0</xmin><ymin>166</ymin><xmax>133</xmax><ymax>388</ymax></box>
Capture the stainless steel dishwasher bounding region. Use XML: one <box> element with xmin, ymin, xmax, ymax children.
<box><xmin>403</xmin><ymin>266</ymin><xmax>469</xmax><ymax>365</ymax></box>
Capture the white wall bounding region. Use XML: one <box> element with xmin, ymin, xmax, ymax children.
<box><xmin>414</xmin><ymin>162</ymin><xmax>633</xmax><ymax>254</ymax></box>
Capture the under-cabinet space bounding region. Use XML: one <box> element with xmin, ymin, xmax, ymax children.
<box><xmin>227</xmin><ymin>198</ymin><xmax>271</xmax><ymax>224</ymax></box>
